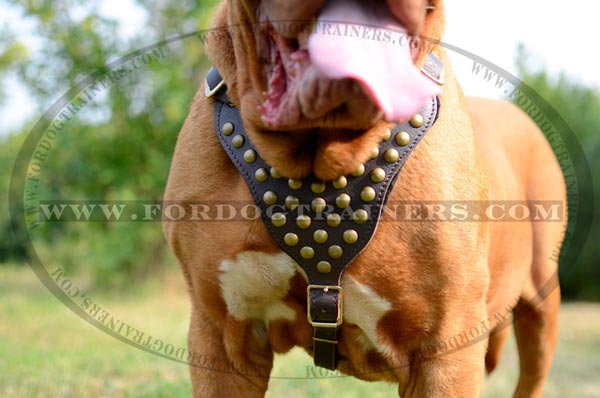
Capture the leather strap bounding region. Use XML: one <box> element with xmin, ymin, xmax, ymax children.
<box><xmin>208</xmin><ymin>67</ymin><xmax>440</xmax><ymax>370</ymax></box>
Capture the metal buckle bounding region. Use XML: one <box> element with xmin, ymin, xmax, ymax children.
<box><xmin>204</xmin><ymin>77</ymin><xmax>226</xmax><ymax>98</ymax></box>
<box><xmin>306</xmin><ymin>285</ymin><xmax>343</xmax><ymax>328</ymax></box>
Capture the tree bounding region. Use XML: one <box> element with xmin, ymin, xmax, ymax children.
<box><xmin>2</xmin><ymin>0</ymin><xmax>218</xmax><ymax>287</ymax></box>
<box><xmin>514</xmin><ymin>45</ymin><xmax>600</xmax><ymax>300</ymax></box>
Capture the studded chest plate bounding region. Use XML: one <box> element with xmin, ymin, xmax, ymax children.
<box><xmin>215</xmin><ymin>97</ymin><xmax>439</xmax><ymax>286</ymax></box>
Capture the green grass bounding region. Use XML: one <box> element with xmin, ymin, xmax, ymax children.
<box><xmin>1</xmin><ymin>265</ymin><xmax>599</xmax><ymax>397</ymax></box>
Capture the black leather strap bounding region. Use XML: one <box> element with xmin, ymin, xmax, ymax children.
<box><xmin>208</xmin><ymin>66</ymin><xmax>440</xmax><ymax>370</ymax></box>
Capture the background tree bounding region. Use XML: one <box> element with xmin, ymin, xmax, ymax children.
<box><xmin>513</xmin><ymin>45</ymin><xmax>600</xmax><ymax>300</ymax></box>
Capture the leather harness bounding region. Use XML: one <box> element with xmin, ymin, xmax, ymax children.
<box><xmin>206</xmin><ymin>55</ymin><xmax>442</xmax><ymax>370</ymax></box>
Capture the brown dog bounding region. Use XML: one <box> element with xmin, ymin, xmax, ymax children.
<box><xmin>163</xmin><ymin>1</ymin><xmax>565</xmax><ymax>397</ymax></box>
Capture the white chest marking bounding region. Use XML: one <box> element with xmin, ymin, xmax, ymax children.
<box><xmin>219</xmin><ymin>251</ymin><xmax>297</xmax><ymax>324</ymax></box>
<box><xmin>341</xmin><ymin>275</ymin><xmax>392</xmax><ymax>351</ymax></box>
<box><xmin>218</xmin><ymin>251</ymin><xmax>392</xmax><ymax>351</ymax></box>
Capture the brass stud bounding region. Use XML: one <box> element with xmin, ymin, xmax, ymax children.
<box><xmin>271</xmin><ymin>212</ymin><xmax>286</xmax><ymax>227</ymax></box>
<box><xmin>384</xmin><ymin>148</ymin><xmax>400</xmax><ymax>163</ymax></box>
<box><xmin>328</xmin><ymin>245</ymin><xmax>343</xmax><ymax>259</ymax></box>
<box><xmin>382</xmin><ymin>128</ymin><xmax>392</xmax><ymax>141</ymax></box>
<box><xmin>343</xmin><ymin>230</ymin><xmax>359</xmax><ymax>244</ymax></box>
<box><xmin>222</xmin><ymin>122</ymin><xmax>234</xmax><ymax>136</ymax></box>
<box><xmin>313</xmin><ymin>229</ymin><xmax>329</xmax><ymax>244</ymax></box>
<box><xmin>284</xmin><ymin>233</ymin><xmax>299</xmax><ymax>246</ymax></box>
<box><xmin>270</xmin><ymin>167</ymin><xmax>282</xmax><ymax>179</ymax></box>
<box><xmin>296</xmin><ymin>215</ymin><xmax>311</xmax><ymax>229</ymax></box>
<box><xmin>370</xmin><ymin>147</ymin><xmax>380</xmax><ymax>159</ymax></box>
<box><xmin>263</xmin><ymin>191</ymin><xmax>278</xmax><ymax>205</ymax></box>
<box><xmin>410</xmin><ymin>114</ymin><xmax>424</xmax><ymax>128</ymax></box>
<box><xmin>332</xmin><ymin>176</ymin><xmax>348</xmax><ymax>189</ymax></box>
<box><xmin>255</xmin><ymin>168</ymin><xmax>268</xmax><ymax>182</ymax></box>
<box><xmin>311</xmin><ymin>181</ymin><xmax>326</xmax><ymax>194</ymax></box>
<box><xmin>353</xmin><ymin>209</ymin><xmax>369</xmax><ymax>224</ymax></box>
<box><xmin>326</xmin><ymin>213</ymin><xmax>342</xmax><ymax>227</ymax></box>
<box><xmin>288</xmin><ymin>179</ymin><xmax>303</xmax><ymax>190</ymax></box>
<box><xmin>232</xmin><ymin>135</ymin><xmax>245</xmax><ymax>148</ymax></box>
<box><xmin>351</xmin><ymin>164</ymin><xmax>366</xmax><ymax>177</ymax></box>
<box><xmin>395</xmin><ymin>131</ymin><xmax>411</xmax><ymax>146</ymax></box>
<box><xmin>371</xmin><ymin>167</ymin><xmax>386</xmax><ymax>183</ymax></box>
<box><xmin>243</xmin><ymin>149</ymin><xmax>257</xmax><ymax>163</ymax></box>
<box><xmin>300</xmin><ymin>246</ymin><xmax>315</xmax><ymax>259</ymax></box>
<box><xmin>336</xmin><ymin>193</ymin><xmax>351</xmax><ymax>209</ymax></box>
<box><xmin>360</xmin><ymin>186</ymin><xmax>376</xmax><ymax>202</ymax></box>
<box><xmin>317</xmin><ymin>261</ymin><xmax>332</xmax><ymax>274</ymax></box>
<box><xmin>285</xmin><ymin>195</ymin><xmax>300</xmax><ymax>210</ymax></box>
<box><xmin>311</xmin><ymin>198</ymin><xmax>327</xmax><ymax>213</ymax></box>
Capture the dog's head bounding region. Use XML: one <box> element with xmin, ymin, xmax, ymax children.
<box><xmin>206</xmin><ymin>0</ymin><xmax>445</xmax><ymax>180</ymax></box>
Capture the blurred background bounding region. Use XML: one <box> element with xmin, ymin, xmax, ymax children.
<box><xmin>0</xmin><ymin>0</ymin><xmax>598</xmax><ymax>397</ymax></box>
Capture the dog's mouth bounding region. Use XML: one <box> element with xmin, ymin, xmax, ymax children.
<box><xmin>257</xmin><ymin>0</ymin><xmax>440</xmax><ymax>131</ymax></box>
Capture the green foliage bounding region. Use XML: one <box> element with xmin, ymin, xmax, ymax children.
<box><xmin>1</xmin><ymin>0</ymin><xmax>218</xmax><ymax>287</ymax></box>
<box><xmin>514</xmin><ymin>45</ymin><xmax>600</xmax><ymax>300</ymax></box>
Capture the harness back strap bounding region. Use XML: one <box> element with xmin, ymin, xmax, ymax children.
<box><xmin>208</xmin><ymin>66</ymin><xmax>440</xmax><ymax>370</ymax></box>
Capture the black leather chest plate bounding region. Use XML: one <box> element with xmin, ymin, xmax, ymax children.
<box><xmin>214</xmin><ymin>97</ymin><xmax>439</xmax><ymax>286</ymax></box>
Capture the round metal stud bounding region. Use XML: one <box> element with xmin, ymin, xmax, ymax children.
<box><xmin>351</xmin><ymin>164</ymin><xmax>366</xmax><ymax>177</ymax></box>
<box><xmin>284</xmin><ymin>233</ymin><xmax>299</xmax><ymax>246</ymax></box>
<box><xmin>395</xmin><ymin>131</ymin><xmax>411</xmax><ymax>146</ymax></box>
<box><xmin>328</xmin><ymin>245</ymin><xmax>343</xmax><ymax>259</ymax></box>
<box><xmin>336</xmin><ymin>193</ymin><xmax>351</xmax><ymax>209</ymax></box>
<box><xmin>263</xmin><ymin>191</ymin><xmax>278</xmax><ymax>205</ymax></box>
<box><xmin>332</xmin><ymin>176</ymin><xmax>348</xmax><ymax>189</ymax></box>
<box><xmin>360</xmin><ymin>186</ymin><xmax>376</xmax><ymax>202</ymax></box>
<box><xmin>311</xmin><ymin>181</ymin><xmax>326</xmax><ymax>194</ymax></box>
<box><xmin>255</xmin><ymin>168</ymin><xmax>268</xmax><ymax>182</ymax></box>
<box><xmin>326</xmin><ymin>213</ymin><xmax>342</xmax><ymax>227</ymax></box>
<box><xmin>296</xmin><ymin>215</ymin><xmax>311</xmax><ymax>229</ymax></box>
<box><xmin>384</xmin><ymin>148</ymin><xmax>399</xmax><ymax>163</ymax></box>
<box><xmin>317</xmin><ymin>261</ymin><xmax>332</xmax><ymax>274</ymax></box>
<box><xmin>311</xmin><ymin>197</ymin><xmax>327</xmax><ymax>213</ymax></box>
<box><xmin>353</xmin><ymin>209</ymin><xmax>369</xmax><ymax>224</ymax></box>
<box><xmin>222</xmin><ymin>122</ymin><xmax>234</xmax><ymax>136</ymax></box>
<box><xmin>382</xmin><ymin>128</ymin><xmax>392</xmax><ymax>141</ymax></box>
<box><xmin>270</xmin><ymin>167</ymin><xmax>282</xmax><ymax>179</ymax></box>
<box><xmin>271</xmin><ymin>212</ymin><xmax>286</xmax><ymax>227</ymax></box>
<box><xmin>313</xmin><ymin>229</ymin><xmax>328</xmax><ymax>244</ymax></box>
<box><xmin>343</xmin><ymin>229</ymin><xmax>359</xmax><ymax>244</ymax></box>
<box><xmin>232</xmin><ymin>135</ymin><xmax>245</xmax><ymax>148</ymax></box>
<box><xmin>243</xmin><ymin>149</ymin><xmax>257</xmax><ymax>163</ymax></box>
<box><xmin>370</xmin><ymin>147</ymin><xmax>380</xmax><ymax>159</ymax></box>
<box><xmin>288</xmin><ymin>179</ymin><xmax>303</xmax><ymax>190</ymax></box>
<box><xmin>300</xmin><ymin>246</ymin><xmax>315</xmax><ymax>259</ymax></box>
<box><xmin>285</xmin><ymin>195</ymin><xmax>299</xmax><ymax>210</ymax></box>
<box><xmin>370</xmin><ymin>167</ymin><xmax>386</xmax><ymax>183</ymax></box>
<box><xmin>409</xmin><ymin>114</ymin><xmax>424</xmax><ymax>128</ymax></box>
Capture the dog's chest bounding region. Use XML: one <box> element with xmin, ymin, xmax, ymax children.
<box><xmin>218</xmin><ymin>251</ymin><xmax>392</xmax><ymax>352</ymax></box>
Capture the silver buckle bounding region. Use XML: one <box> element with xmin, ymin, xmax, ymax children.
<box><xmin>307</xmin><ymin>285</ymin><xmax>343</xmax><ymax>328</ymax></box>
<box><xmin>204</xmin><ymin>77</ymin><xmax>226</xmax><ymax>98</ymax></box>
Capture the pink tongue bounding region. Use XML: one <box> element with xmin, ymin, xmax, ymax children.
<box><xmin>308</xmin><ymin>0</ymin><xmax>440</xmax><ymax>122</ymax></box>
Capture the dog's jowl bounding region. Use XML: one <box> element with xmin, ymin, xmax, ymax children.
<box><xmin>164</xmin><ymin>1</ymin><xmax>565</xmax><ymax>397</ymax></box>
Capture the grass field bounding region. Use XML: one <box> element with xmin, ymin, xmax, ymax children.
<box><xmin>1</xmin><ymin>265</ymin><xmax>599</xmax><ymax>398</ymax></box>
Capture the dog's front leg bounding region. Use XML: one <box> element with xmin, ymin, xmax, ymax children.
<box><xmin>400</xmin><ymin>334</ymin><xmax>488</xmax><ymax>398</ymax></box>
<box><xmin>188</xmin><ymin>309</ymin><xmax>273</xmax><ymax>398</ymax></box>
